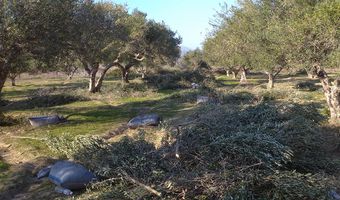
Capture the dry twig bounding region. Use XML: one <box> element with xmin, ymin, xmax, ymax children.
<box><xmin>121</xmin><ymin>170</ymin><xmax>162</xmax><ymax>197</ymax></box>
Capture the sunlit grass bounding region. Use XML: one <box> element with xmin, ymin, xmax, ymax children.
<box><xmin>1</xmin><ymin>76</ymin><xmax>198</xmax><ymax>158</ymax></box>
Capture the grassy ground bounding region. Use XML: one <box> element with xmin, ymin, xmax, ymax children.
<box><xmin>0</xmin><ymin>71</ymin><xmax>339</xmax><ymax>199</ymax></box>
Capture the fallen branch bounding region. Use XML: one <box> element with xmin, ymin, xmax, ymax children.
<box><xmin>171</xmin><ymin>121</ymin><xmax>197</xmax><ymax>159</ymax></box>
<box><xmin>90</xmin><ymin>177</ymin><xmax>122</xmax><ymax>188</ymax></box>
<box><xmin>175</xmin><ymin>126</ymin><xmax>181</xmax><ymax>159</ymax></box>
<box><xmin>121</xmin><ymin>170</ymin><xmax>162</xmax><ymax>197</ymax></box>
<box><xmin>102</xmin><ymin>124</ymin><xmax>128</xmax><ymax>140</ymax></box>
<box><xmin>63</xmin><ymin>113</ymin><xmax>79</xmax><ymax>119</ymax></box>
<box><xmin>10</xmin><ymin>136</ymin><xmax>47</xmax><ymax>141</ymax></box>
<box><xmin>239</xmin><ymin>162</ymin><xmax>264</xmax><ymax>171</ymax></box>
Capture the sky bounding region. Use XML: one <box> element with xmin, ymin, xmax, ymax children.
<box><xmin>113</xmin><ymin>0</ymin><xmax>237</xmax><ymax>50</ymax></box>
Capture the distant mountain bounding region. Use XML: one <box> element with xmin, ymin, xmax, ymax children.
<box><xmin>180</xmin><ymin>46</ymin><xmax>191</xmax><ymax>56</ymax></box>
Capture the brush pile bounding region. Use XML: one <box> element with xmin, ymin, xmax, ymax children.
<box><xmin>47</xmin><ymin>92</ymin><xmax>339</xmax><ymax>199</ymax></box>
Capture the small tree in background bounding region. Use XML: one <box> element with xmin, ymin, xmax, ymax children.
<box><xmin>203</xmin><ymin>29</ymin><xmax>242</xmax><ymax>80</ymax></box>
<box><xmin>8</xmin><ymin>53</ymin><xmax>35</xmax><ymax>86</ymax></box>
<box><xmin>180</xmin><ymin>49</ymin><xmax>204</xmax><ymax>69</ymax></box>
<box><xmin>203</xmin><ymin>3</ymin><xmax>257</xmax><ymax>84</ymax></box>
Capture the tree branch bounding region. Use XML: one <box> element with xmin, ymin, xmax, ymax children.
<box><xmin>273</xmin><ymin>66</ymin><xmax>283</xmax><ymax>78</ymax></box>
<box><xmin>134</xmin><ymin>53</ymin><xmax>145</xmax><ymax>62</ymax></box>
<box><xmin>112</xmin><ymin>61</ymin><xmax>124</xmax><ymax>70</ymax></box>
<box><xmin>121</xmin><ymin>170</ymin><xmax>162</xmax><ymax>197</ymax></box>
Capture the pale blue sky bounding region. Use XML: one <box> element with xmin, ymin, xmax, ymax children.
<box><xmin>112</xmin><ymin>0</ymin><xmax>237</xmax><ymax>49</ymax></box>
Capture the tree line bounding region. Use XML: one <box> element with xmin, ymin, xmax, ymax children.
<box><xmin>0</xmin><ymin>0</ymin><xmax>181</xmax><ymax>93</ymax></box>
<box><xmin>203</xmin><ymin>0</ymin><xmax>340</xmax><ymax>123</ymax></box>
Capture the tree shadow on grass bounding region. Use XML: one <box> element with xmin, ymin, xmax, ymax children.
<box><xmin>3</xmin><ymin>81</ymin><xmax>87</xmax><ymax>100</ymax></box>
<box><xmin>61</xmin><ymin>93</ymin><xmax>198</xmax><ymax>126</ymax></box>
<box><xmin>7</xmin><ymin>90</ymin><xmax>200</xmax><ymax>139</ymax></box>
<box><xmin>2</xmin><ymin>94</ymin><xmax>88</xmax><ymax>112</ymax></box>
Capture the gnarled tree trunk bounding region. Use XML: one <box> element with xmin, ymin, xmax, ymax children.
<box><xmin>93</xmin><ymin>66</ymin><xmax>111</xmax><ymax>92</ymax></box>
<box><xmin>266</xmin><ymin>72</ymin><xmax>274</xmax><ymax>89</ymax></box>
<box><xmin>0</xmin><ymin>66</ymin><xmax>9</xmax><ymax>94</ymax></box>
<box><xmin>9</xmin><ymin>73</ymin><xmax>17</xmax><ymax>86</ymax></box>
<box><xmin>240</xmin><ymin>66</ymin><xmax>247</xmax><ymax>84</ymax></box>
<box><xmin>317</xmin><ymin>69</ymin><xmax>340</xmax><ymax>124</ymax></box>
<box><xmin>68</xmin><ymin>67</ymin><xmax>78</xmax><ymax>80</ymax></box>
<box><xmin>88</xmin><ymin>63</ymin><xmax>113</xmax><ymax>93</ymax></box>
<box><xmin>306</xmin><ymin>67</ymin><xmax>318</xmax><ymax>79</ymax></box>
<box><xmin>88</xmin><ymin>64</ymin><xmax>99</xmax><ymax>93</ymax></box>
<box><xmin>10</xmin><ymin>77</ymin><xmax>16</xmax><ymax>86</ymax></box>
<box><xmin>122</xmin><ymin>69</ymin><xmax>130</xmax><ymax>83</ymax></box>
<box><xmin>231</xmin><ymin>70</ymin><xmax>238</xmax><ymax>79</ymax></box>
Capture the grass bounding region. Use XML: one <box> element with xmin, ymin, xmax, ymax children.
<box><xmin>1</xmin><ymin>76</ymin><xmax>197</xmax><ymax>160</ymax></box>
<box><xmin>0</xmin><ymin>161</ymin><xmax>9</xmax><ymax>172</ymax></box>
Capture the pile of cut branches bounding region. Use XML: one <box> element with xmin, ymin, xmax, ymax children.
<box><xmin>48</xmin><ymin>99</ymin><xmax>339</xmax><ymax>199</ymax></box>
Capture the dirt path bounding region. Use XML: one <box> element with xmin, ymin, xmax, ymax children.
<box><xmin>0</xmin><ymin>141</ymin><xmax>32</xmax><ymax>165</ymax></box>
<box><xmin>0</xmin><ymin>138</ymin><xmax>60</xmax><ymax>200</ymax></box>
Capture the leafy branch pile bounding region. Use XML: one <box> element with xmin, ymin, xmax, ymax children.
<box><xmin>47</xmin><ymin>93</ymin><xmax>339</xmax><ymax>199</ymax></box>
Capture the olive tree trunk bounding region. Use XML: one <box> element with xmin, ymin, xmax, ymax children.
<box><xmin>0</xmin><ymin>67</ymin><xmax>9</xmax><ymax>94</ymax></box>
<box><xmin>240</xmin><ymin>67</ymin><xmax>247</xmax><ymax>84</ymax></box>
<box><xmin>10</xmin><ymin>77</ymin><xmax>16</xmax><ymax>86</ymax></box>
<box><xmin>68</xmin><ymin>67</ymin><xmax>78</xmax><ymax>80</ymax></box>
<box><xmin>266</xmin><ymin>72</ymin><xmax>274</xmax><ymax>89</ymax></box>
<box><xmin>307</xmin><ymin>71</ymin><xmax>317</xmax><ymax>79</ymax></box>
<box><xmin>121</xmin><ymin>68</ymin><xmax>130</xmax><ymax>83</ymax></box>
<box><xmin>306</xmin><ymin>67</ymin><xmax>318</xmax><ymax>79</ymax></box>
<box><xmin>88</xmin><ymin>64</ymin><xmax>113</xmax><ymax>93</ymax></box>
<box><xmin>231</xmin><ymin>70</ymin><xmax>238</xmax><ymax>79</ymax></box>
<box><xmin>317</xmin><ymin>70</ymin><xmax>340</xmax><ymax>124</ymax></box>
<box><xmin>8</xmin><ymin>73</ymin><xmax>18</xmax><ymax>86</ymax></box>
<box><xmin>88</xmin><ymin>64</ymin><xmax>99</xmax><ymax>93</ymax></box>
<box><xmin>93</xmin><ymin>67</ymin><xmax>111</xmax><ymax>92</ymax></box>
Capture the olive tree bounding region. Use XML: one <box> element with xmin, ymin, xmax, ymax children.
<box><xmin>0</xmin><ymin>0</ymin><xmax>77</xmax><ymax>93</ymax></box>
<box><xmin>204</xmin><ymin>0</ymin><xmax>295</xmax><ymax>88</ymax></box>
<box><xmin>203</xmin><ymin>3</ymin><xmax>257</xmax><ymax>84</ymax></box>
<box><xmin>111</xmin><ymin>17</ymin><xmax>181</xmax><ymax>83</ymax></box>
<box><xmin>7</xmin><ymin>53</ymin><xmax>34</xmax><ymax>86</ymax></box>
<box><xmin>203</xmin><ymin>28</ymin><xmax>242</xmax><ymax>80</ymax></box>
<box><xmin>180</xmin><ymin>49</ymin><xmax>204</xmax><ymax>69</ymax></box>
<box><xmin>67</xmin><ymin>2</ymin><xmax>129</xmax><ymax>93</ymax></box>
<box><xmin>291</xmin><ymin>0</ymin><xmax>340</xmax><ymax>123</ymax></box>
<box><xmin>70</xmin><ymin>4</ymin><xmax>181</xmax><ymax>92</ymax></box>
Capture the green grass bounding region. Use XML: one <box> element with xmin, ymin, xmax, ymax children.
<box><xmin>0</xmin><ymin>161</ymin><xmax>9</xmax><ymax>172</ymax></box>
<box><xmin>216</xmin><ymin>74</ymin><xmax>266</xmax><ymax>86</ymax></box>
<box><xmin>1</xmin><ymin>76</ymin><xmax>198</xmax><ymax>158</ymax></box>
<box><xmin>0</xmin><ymin>160</ymin><xmax>10</xmax><ymax>182</ymax></box>
<box><xmin>216</xmin><ymin>75</ymin><xmax>240</xmax><ymax>85</ymax></box>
